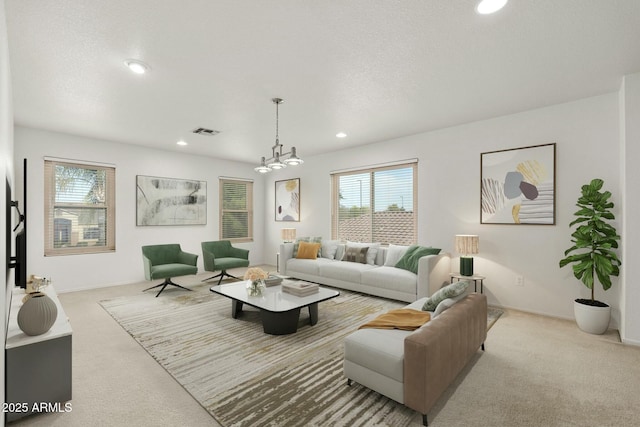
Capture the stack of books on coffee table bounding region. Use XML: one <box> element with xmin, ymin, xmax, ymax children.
<box><xmin>282</xmin><ymin>281</ymin><xmax>319</xmax><ymax>297</ymax></box>
<box><xmin>264</xmin><ymin>275</ymin><xmax>283</xmax><ymax>287</ymax></box>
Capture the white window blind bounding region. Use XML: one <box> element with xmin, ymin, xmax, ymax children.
<box><xmin>219</xmin><ymin>178</ymin><xmax>253</xmax><ymax>242</ymax></box>
<box><xmin>44</xmin><ymin>159</ymin><xmax>116</xmax><ymax>256</ymax></box>
<box><xmin>331</xmin><ymin>162</ymin><xmax>417</xmax><ymax>245</ymax></box>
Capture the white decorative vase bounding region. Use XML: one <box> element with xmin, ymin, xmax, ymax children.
<box><xmin>573</xmin><ymin>299</ymin><xmax>610</xmax><ymax>335</ymax></box>
<box><xmin>17</xmin><ymin>292</ymin><xmax>58</xmax><ymax>336</ymax></box>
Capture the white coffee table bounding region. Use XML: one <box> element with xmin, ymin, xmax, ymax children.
<box><xmin>210</xmin><ymin>280</ymin><xmax>340</xmax><ymax>335</ymax></box>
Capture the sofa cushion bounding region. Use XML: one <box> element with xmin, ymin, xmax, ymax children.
<box><xmin>344</xmin><ymin>328</ymin><xmax>412</xmax><ymax>382</ymax></box>
<box><xmin>422</xmin><ymin>280</ymin><xmax>470</xmax><ymax>311</ymax></box>
<box><xmin>287</xmin><ymin>258</ymin><xmax>335</xmax><ymax>276</ymax></box>
<box><xmin>297</xmin><ymin>241</ymin><xmax>321</xmax><ymax>259</ymax></box>
<box><xmin>320</xmin><ymin>261</ymin><xmax>377</xmax><ymax>282</ymax></box>
<box><xmin>360</xmin><ymin>266</ymin><xmax>417</xmax><ymax>295</ymax></box>
<box><xmin>395</xmin><ymin>245</ymin><xmax>441</xmax><ymax>274</ymax></box>
<box><xmin>383</xmin><ymin>244</ymin><xmax>410</xmax><ymax>267</ymax></box>
<box><xmin>321</xmin><ymin>240</ymin><xmax>340</xmax><ymax>259</ymax></box>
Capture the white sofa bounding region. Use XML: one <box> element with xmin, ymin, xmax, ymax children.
<box><xmin>278</xmin><ymin>242</ymin><xmax>451</xmax><ymax>302</ymax></box>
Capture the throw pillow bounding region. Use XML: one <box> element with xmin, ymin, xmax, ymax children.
<box><xmin>395</xmin><ymin>245</ymin><xmax>441</xmax><ymax>274</ymax></box>
<box><xmin>345</xmin><ymin>241</ymin><xmax>380</xmax><ymax>265</ymax></box>
<box><xmin>343</xmin><ymin>245</ymin><xmax>369</xmax><ymax>264</ymax></box>
<box><xmin>422</xmin><ymin>280</ymin><xmax>469</xmax><ymax>311</ymax></box>
<box><xmin>292</xmin><ymin>237</ymin><xmax>322</xmax><ymax>258</ymax></box>
<box><xmin>296</xmin><ymin>241</ymin><xmax>322</xmax><ymax>259</ymax></box>
<box><xmin>383</xmin><ymin>244</ymin><xmax>410</xmax><ymax>267</ymax></box>
<box><xmin>432</xmin><ymin>293</ymin><xmax>467</xmax><ymax>317</ymax></box>
<box><xmin>321</xmin><ymin>240</ymin><xmax>340</xmax><ymax>259</ymax></box>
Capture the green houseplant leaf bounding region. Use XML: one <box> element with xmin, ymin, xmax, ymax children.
<box><xmin>559</xmin><ymin>179</ymin><xmax>621</xmax><ymax>303</ymax></box>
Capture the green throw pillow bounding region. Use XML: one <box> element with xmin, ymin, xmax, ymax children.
<box><xmin>394</xmin><ymin>245</ymin><xmax>441</xmax><ymax>274</ymax></box>
<box><xmin>422</xmin><ymin>280</ymin><xmax>470</xmax><ymax>311</ymax></box>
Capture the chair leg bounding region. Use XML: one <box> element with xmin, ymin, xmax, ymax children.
<box><xmin>422</xmin><ymin>414</ymin><xmax>428</xmax><ymax>426</ymax></box>
<box><xmin>202</xmin><ymin>272</ymin><xmax>223</xmax><ymax>282</ymax></box>
<box><xmin>202</xmin><ymin>271</ymin><xmax>242</xmax><ymax>286</ymax></box>
<box><xmin>143</xmin><ymin>278</ymin><xmax>192</xmax><ymax>297</ymax></box>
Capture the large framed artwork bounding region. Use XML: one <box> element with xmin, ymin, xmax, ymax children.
<box><xmin>275</xmin><ymin>178</ymin><xmax>300</xmax><ymax>222</ymax></box>
<box><xmin>481</xmin><ymin>143</ymin><xmax>556</xmax><ymax>225</ymax></box>
<box><xmin>136</xmin><ymin>175</ymin><xmax>207</xmax><ymax>226</ymax></box>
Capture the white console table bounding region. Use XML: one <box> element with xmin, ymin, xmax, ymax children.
<box><xmin>5</xmin><ymin>285</ymin><xmax>73</xmax><ymax>422</ymax></box>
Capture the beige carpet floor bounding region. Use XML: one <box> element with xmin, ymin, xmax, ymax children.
<box><xmin>9</xmin><ymin>267</ymin><xmax>640</xmax><ymax>426</ymax></box>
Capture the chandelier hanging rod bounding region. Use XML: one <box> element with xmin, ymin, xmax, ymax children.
<box><xmin>255</xmin><ymin>97</ymin><xmax>304</xmax><ymax>173</ymax></box>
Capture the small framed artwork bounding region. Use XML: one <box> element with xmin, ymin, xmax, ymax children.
<box><xmin>275</xmin><ymin>178</ymin><xmax>300</xmax><ymax>221</ymax></box>
<box><xmin>481</xmin><ymin>143</ymin><xmax>556</xmax><ymax>225</ymax></box>
<box><xmin>136</xmin><ymin>175</ymin><xmax>207</xmax><ymax>226</ymax></box>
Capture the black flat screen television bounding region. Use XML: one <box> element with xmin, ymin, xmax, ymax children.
<box><xmin>8</xmin><ymin>158</ymin><xmax>27</xmax><ymax>288</ymax></box>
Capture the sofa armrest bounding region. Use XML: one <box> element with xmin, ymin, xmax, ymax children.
<box><xmin>278</xmin><ymin>243</ymin><xmax>295</xmax><ymax>274</ymax></box>
<box><xmin>416</xmin><ymin>253</ymin><xmax>451</xmax><ymax>299</ymax></box>
<box><xmin>403</xmin><ymin>293</ymin><xmax>487</xmax><ymax>417</ymax></box>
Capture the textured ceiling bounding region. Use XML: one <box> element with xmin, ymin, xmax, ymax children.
<box><xmin>5</xmin><ymin>1</ymin><xmax>640</xmax><ymax>165</ymax></box>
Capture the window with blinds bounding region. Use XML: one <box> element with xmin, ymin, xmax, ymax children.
<box><xmin>331</xmin><ymin>162</ymin><xmax>417</xmax><ymax>245</ymax></box>
<box><xmin>44</xmin><ymin>159</ymin><xmax>116</xmax><ymax>256</ymax></box>
<box><xmin>220</xmin><ymin>178</ymin><xmax>253</xmax><ymax>242</ymax></box>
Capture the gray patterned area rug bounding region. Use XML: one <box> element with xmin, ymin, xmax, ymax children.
<box><xmin>100</xmin><ymin>283</ymin><xmax>502</xmax><ymax>427</ymax></box>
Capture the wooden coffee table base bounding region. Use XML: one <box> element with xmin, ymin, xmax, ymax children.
<box><xmin>231</xmin><ymin>300</ymin><xmax>319</xmax><ymax>335</ymax></box>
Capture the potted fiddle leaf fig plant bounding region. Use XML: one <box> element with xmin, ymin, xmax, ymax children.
<box><xmin>559</xmin><ymin>178</ymin><xmax>621</xmax><ymax>334</ymax></box>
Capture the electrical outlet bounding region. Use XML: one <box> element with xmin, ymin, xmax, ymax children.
<box><xmin>516</xmin><ymin>275</ymin><xmax>524</xmax><ymax>286</ymax></box>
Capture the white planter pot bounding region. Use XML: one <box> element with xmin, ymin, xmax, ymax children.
<box><xmin>573</xmin><ymin>299</ymin><xmax>610</xmax><ymax>335</ymax></box>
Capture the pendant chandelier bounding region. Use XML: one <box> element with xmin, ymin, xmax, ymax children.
<box><xmin>254</xmin><ymin>98</ymin><xmax>303</xmax><ymax>173</ymax></box>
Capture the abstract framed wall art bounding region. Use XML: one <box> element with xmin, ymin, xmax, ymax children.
<box><xmin>136</xmin><ymin>175</ymin><xmax>207</xmax><ymax>226</ymax></box>
<box><xmin>275</xmin><ymin>178</ymin><xmax>300</xmax><ymax>221</ymax></box>
<box><xmin>481</xmin><ymin>143</ymin><xmax>556</xmax><ymax>225</ymax></box>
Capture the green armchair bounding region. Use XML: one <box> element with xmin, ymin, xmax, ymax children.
<box><xmin>201</xmin><ymin>240</ymin><xmax>250</xmax><ymax>285</ymax></box>
<box><xmin>142</xmin><ymin>244</ymin><xmax>198</xmax><ymax>297</ymax></box>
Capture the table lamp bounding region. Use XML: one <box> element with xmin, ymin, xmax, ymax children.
<box><xmin>455</xmin><ymin>234</ymin><xmax>479</xmax><ymax>276</ymax></box>
<box><xmin>281</xmin><ymin>228</ymin><xmax>296</xmax><ymax>243</ymax></box>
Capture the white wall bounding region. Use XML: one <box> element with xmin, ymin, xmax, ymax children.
<box><xmin>264</xmin><ymin>93</ymin><xmax>623</xmax><ymax>326</ymax></box>
<box><xmin>14</xmin><ymin>126</ymin><xmax>265</xmax><ymax>292</ymax></box>
<box><xmin>1</xmin><ymin>0</ymin><xmax>13</xmax><ymax>420</ymax></box>
<box><xmin>621</xmin><ymin>72</ymin><xmax>640</xmax><ymax>345</ymax></box>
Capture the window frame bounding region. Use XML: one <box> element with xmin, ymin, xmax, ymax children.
<box><xmin>219</xmin><ymin>178</ymin><xmax>254</xmax><ymax>243</ymax></box>
<box><xmin>331</xmin><ymin>161</ymin><xmax>417</xmax><ymax>245</ymax></box>
<box><xmin>44</xmin><ymin>159</ymin><xmax>116</xmax><ymax>256</ymax></box>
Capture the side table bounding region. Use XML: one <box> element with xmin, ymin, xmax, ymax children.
<box><xmin>450</xmin><ymin>273</ymin><xmax>486</xmax><ymax>294</ymax></box>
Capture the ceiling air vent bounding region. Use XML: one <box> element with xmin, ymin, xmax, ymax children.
<box><xmin>192</xmin><ymin>127</ymin><xmax>220</xmax><ymax>136</ymax></box>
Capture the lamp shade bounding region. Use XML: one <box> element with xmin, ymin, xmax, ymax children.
<box><xmin>281</xmin><ymin>228</ymin><xmax>296</xmax><ymax>242</ymax></box>
<box><xmin>455</xmin><ymin>234</ymin><xmax>479</xmax><ymax>256</ymax></box>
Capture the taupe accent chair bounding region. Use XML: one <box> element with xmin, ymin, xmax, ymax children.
<box><xmin>201</xmin><ymin>240</ymin><xmax>250</xmax><ymax>285</ymax></box>
<box><xmin>141</xmin><ymin>244</ymin><xmax>198</xmax><ymax>297</ymax></box>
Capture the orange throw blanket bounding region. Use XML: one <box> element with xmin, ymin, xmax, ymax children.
<box><xmin>358</xmin><ymin>308</ymin><xmax>431</xmax><ymax>331</ymax></box>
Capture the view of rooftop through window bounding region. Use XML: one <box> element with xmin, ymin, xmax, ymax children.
<box><xmin>332</xmin><ymin>163</ymin><xmax>416</xmax><ymax>245</ymax></box>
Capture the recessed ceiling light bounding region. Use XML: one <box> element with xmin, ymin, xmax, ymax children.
<box><xmin>336</xmin><ymin>132</ymin><xmax>347</xmax><ymax>138</ymax></box>
<box><xmin>124</xmin><ymin>59</ymin><xmax>150</xmax><ymax>74</ymax></box>
<box><xmin>476</xmin><ymin>0</ymin><xmax>508</xmax><ymax>15</ymax></box>
<box><xmin>176</xmin><ymin>140</ymin><xmax>187</xmax><ymax>146</ymax></box>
